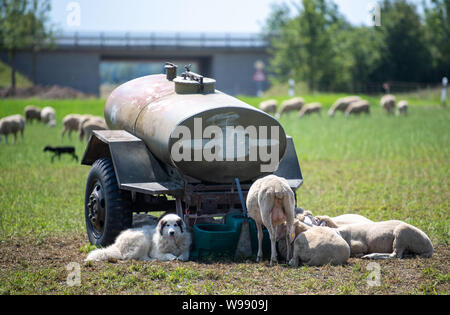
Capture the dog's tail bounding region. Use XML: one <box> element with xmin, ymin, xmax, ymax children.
<box><xmin>85</xmin><ymin>245</ymin><xmax>122</xmax><ymax>261</ymax></box>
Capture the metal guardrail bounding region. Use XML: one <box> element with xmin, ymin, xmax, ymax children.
<box><xmin>54</xmin><ymin>32</ymin><xmax>267</xmax><ymax>48</ymax></box>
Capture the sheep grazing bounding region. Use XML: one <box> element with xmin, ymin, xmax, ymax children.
<box><xmin>79</xmin><ymin>116</ymin><xmax>107</xmax><ymax>141</ymax></box>
<box><xmin>276</xmin><ymin>215</ymin><xmax>350</xmax><ymax>266</ymax></box>
<box><xmin>62</xmin><ymin>114</ymin><xmax>83</xmax><ymax>139</ymax></box>
<box><xmin>0</xmin><ymin>114</ymin><xmax>25</xmax><ymax>144</ymax></box>
<box><xmin>278</xmin><ymin>97</ymin><xmax>304</xmax><ymax>117</ymax></box>
<box><xmin>317</xmin><ymin>218</ymin><xmax>434</xmax><ymax>259</ymax></box>
<box><xmin>381</xmin><ymin>94</ymin><xmax>396</xmax><ymax>114</ymax></box>
<box><xmin>24</xmin><ymin>105</ymin><xmax>41</xmax><ymax>123</ymax></box>
<box><xmin>328</xmin><ymin>96</ymin><xmax>361</xmax><ymax>117</ymax></box>
<box><xmin>397</xmin><ymin>100</ymin><xmax>408</xmax><ymax>116</ymax></box>
<box><xmin>246</xmin><ymin>174</ymin><xmax>295</xmax><ymax>266</ymax></box>
<box><xmin>41</xmin><ymin>106</ymin><xmax>56</xmax><ymax>126</ymax></box>
<box><xmin>298</xmin><ymin>102</ymin><xmax>322</xmax><ymax>118</ymax></box>
<box><xmin>259</xmin><ymin>99</ymin><xmax>278</xmax><ymax>115</ymax></box>
<box><xmin>345</xmin><ymin>100</ymin><xmax>370</xmax><ymax>116</ymax></box>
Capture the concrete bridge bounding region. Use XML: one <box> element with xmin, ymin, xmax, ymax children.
<box><xmin>1</xmin><ymin>32</ymin><xmax>270</xmax><ymax>96</ymax></box>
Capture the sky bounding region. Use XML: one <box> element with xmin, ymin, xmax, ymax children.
<box><xmin>49</xmin><ymin>0</ymin><xmax>425</xmax><ymax>34</ymax></box>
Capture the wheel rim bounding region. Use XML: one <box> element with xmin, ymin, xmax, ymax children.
<box><xmin>87</xmin><ymin>180</ymin><xmax>106</xmax><ymax>239</ymax></box>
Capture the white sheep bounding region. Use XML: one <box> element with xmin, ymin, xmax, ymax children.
<box><xmin>298</xmin><ymin>102</ymin><xmax>322</xmax><ymax>118</ymax></box>
<box><xmin>24</xmin><ymin>105</ymin><xmax>41</xmax><ymax>123</ymax></box>
<box><xmin>40</xmin><ymin>106</ymin><xmax>56</xmax><ymax>126</ymax></box>
<box><xmin>278</xmin><ymin>97</ymin><xmax>304</xmax><ymax>117</ymax></box>
<box><xmin>276</xmin><ymin>215</ymin><xmax>350</xmax><ymax>266</ymax></box>
<box><xmin>247</xmin><ymin>174</ymin><xmax>295</xmax><ymax>266</ymax></box>
<box><xmin>317</xmin><ymin>218</ymin><xmax>433</xmax><ymax>259</ymax></box>
<box><xmin>259</xmin><ymin>99</ymin><xmax>278</xmax><ymax>115</ymax></box>
<box><xmin>79</xmin><ymin>116</ymin><xmax>107</xmax><ymax>141</ymax></box>
<box><xmin>345</xmin><ymin>100</ymin><xmax>370</xmax><ymax>116</ymax></box>
<box><xmin>328</xmin><ymin>96</ymin><xmax>361</xmax><ymax>117</ymax></box>
<box><xmin>397</xmin><ymin>100</ymin><xmax>408</xmax><ymax>116</ymax></box>
<box><xmin>62</xmin><ymin>114</ymin><xmax>82</xmax><ymax>139</ymax></box>
<box><xmin>381</xmin><ymin>94</ymin><xmax>396</xmax><ymax>114</ymax></box>
<box><xmin>0</xmin><ymin>114</ymin><xmax>25</xmax><ymax>144</ymax></box>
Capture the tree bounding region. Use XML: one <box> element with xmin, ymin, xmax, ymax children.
<box><xmin>373</xmin><ymin>0</ymin><xmax>432</xmax><ymax>83</ymax></box>
<box><xmin>424</xmin><ymin>0</ymin><xmax>449</xmax><ymax>80</ymax></box>
<box><xmin>0</xmin><ymin>0</ymin><xmax>54</xmax><ymax>93</ymax></box>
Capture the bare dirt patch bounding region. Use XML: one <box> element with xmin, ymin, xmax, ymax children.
<box><xmin>1</xmin><ymin>234</ymin><xmax>448</xmax><ymax>295</ymax></box>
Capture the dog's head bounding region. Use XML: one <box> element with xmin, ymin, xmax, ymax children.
<box><xmin>157</xmin><ymin>214</ymin><xmax>186</xmax><ymax>239</ymax></box>
<box><xmin>43</xmin><ymin>146</ymin><xmax>51</xmax><ymax>152</ymax></box>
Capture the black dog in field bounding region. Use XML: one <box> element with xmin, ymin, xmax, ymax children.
<box><xmin>43</xmin><ymin>146</ymin><xmax>78</xmax><ymax>163</ymax></box>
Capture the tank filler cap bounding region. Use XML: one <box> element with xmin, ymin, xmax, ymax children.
<box><xmin>169</xmin><ymin>64</ymin><xmax>216</xmax><ymax>94</ymax></box>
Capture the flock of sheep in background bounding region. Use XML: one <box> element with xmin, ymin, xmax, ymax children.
<box><xmin>0</xmin><ymin>94</ymin><xmax>408</xmax><ymax>143</ymax></box>
<box><xmin>0</xmin><ymin>105</ymin><xmax>107</xmax><ymax>143</ymax></box>
<box><xmin>259</xmin><ymin>94</ymin><xmax>408</xmax><ymax>118</ymax></box>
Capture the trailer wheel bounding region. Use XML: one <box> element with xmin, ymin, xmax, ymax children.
<box><xmin>85</xmin><ymin>157</ymin><xmax>132</xmax><ymax>246</ymax></box>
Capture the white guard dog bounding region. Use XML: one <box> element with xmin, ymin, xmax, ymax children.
<box><xmin>85</xmin><ymin>214</ymin><xmax>192</xmax><ymax>262</ymax></box>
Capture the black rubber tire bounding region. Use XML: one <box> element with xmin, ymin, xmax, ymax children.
<box><xmin>85</xmin><ymin>158</ymin><xmax>132</xmax><ymax>246</ymax></box>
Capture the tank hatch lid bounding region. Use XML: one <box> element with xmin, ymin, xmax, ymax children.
<box><xmin>169</xmin><ymin>64</ymin><xmax>216</xmax><ymax>94</ymax></box>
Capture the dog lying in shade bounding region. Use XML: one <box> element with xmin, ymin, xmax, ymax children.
<box><xmin>43</xmin><ymin>146</ymin><xmax>78</xmax><ymax>162</ymax></box>
<box><xmin>85</xmin><ymin>214</ymin><xmax>192</xmax><ymax>262</ymax></box>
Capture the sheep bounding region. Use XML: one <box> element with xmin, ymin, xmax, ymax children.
<box><xmin>328</xmin><ymin>96</ymin><xmax>361</xmax><ymax>117</ymax></box>
<box><xmin>316</xmin><ymin>218</ymin><xmax>434</xmax><ymax>259</ymax></box>
<box><xmin>246</xmin><ymin>174</ymin><xmax>295</xmax><ymax>266</ymax></box>
<box><xmin>275</xmin><ymin>216</ymin><xmax>350</xmax><ymax>266</ymax></box>
<box><xmin>24</xmin><ymin>105</ymin><xmax>41</xmax><ymax>123</ymax></box>
<box><xmin>277</xmin><ymin>97</ymin><xmax>304</xmax><ymax>117</ymax></box>
<box><xmin>345</xmin><ymin>100</ymin><xmax>370</xmax><ymax>116</ymax></box>
<box><xmin>0</xmin><ymin>114</ymin><xmax>25</xmax><ymax>144</ymax></box>
<box><xmin>41</xmin><ymin>106</ymin><xmax>56</xmax><ymax>126</ymax></box>
<box><xmin>259</xmin><ymin>99</ymin><xmax>278</xmax><ymax>115</ymax></box>
<box><xmin>381</xmin><ymin>94</ymin><xmax>396</xmax><ymax>114</ymax></box>
<box><xmin>397</xmin><ymin>100</ymin><xmax>408</xmax><ymax>116</ymax></box>
<box><xmin>298</xmin><ymin>102</ymin><xmax>322</xmax><ymax>118</ymax></box>
<box><xmin>79</xmin><ymin>116</ymin><xmax>107</xmax><ymax>141</ymax></box>
<box><xmin>62</xmin><ymin>114</ymin><xmax>82</xmax><ymax>139</ymax></box>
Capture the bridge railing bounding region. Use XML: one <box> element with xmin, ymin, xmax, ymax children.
<box><xmin>54</xmin><ymin>31</ymin><xmax>267</xmax><ymax>48</ymax></box>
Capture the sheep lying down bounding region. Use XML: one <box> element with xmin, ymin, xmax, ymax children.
<box><xmin>317</xmin><ymin>218</ymin><xmax>434</xmax><ymax>259</ymax></box>
<box><xmin>276</xmin><ymin>216</ymin><xmax>350</xmax><ymax>266</ymax></box>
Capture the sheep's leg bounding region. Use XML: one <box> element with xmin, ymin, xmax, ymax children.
<box><xmin>13</xmin><ymin>132</ymin><xmax>17</xmax><ymax>144</ymax></box>
<box><xmin>256</xmin><ymin>222</ymin><xmax>263</xmax><ymax>262</ymax></box>
<box><xmin>267</xmin><ymin>223</ymin><xmax>277</xmax><ymax>266</ymax></box>
<box><xmin>20</xmin><ymin>129</ymin><xmax>24</xmax><ymax>141</ymax></box>
<box><xmin>61</xmin><ymin>127</ymin><xmax>67</xmax><ymax>139</ymax></box>
<box><xmin>362</xmin><ymin>252</ymin><xmax>398</xmax><ymax>259</ymax></box>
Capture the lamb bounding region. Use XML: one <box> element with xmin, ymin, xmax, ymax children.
<box><xmin>24</xmin><ymin>105</ymin><xmax>41</xmax><ymax>123</ymax></box>
<box><xmin>246</xmin><ymin>174</ymin><xmax>295</xmax><ymax>266</ymax></box>
<box><xmin>0</xmin><ymin>114</ymin><xmax>25</xmax><ymax>144</ymax></box>
<box><xmin>276</xmin><ymin>215</ymin><xmax>350</xmax><ymax>266</ymax></box>
<box><xmin>277</xmin><ymin>97</ymin><xmax>304</xmax><ymax>117</ymax></box>
<box><xmin>381</xmin><ymin>94</ymin><xmax>396</xmax><ymax>114</ymax></box>
<box><xmin>316</xmin><ymin>217</ymin><xmax>434</xmax><ymax>259</ymax></box>
<box><xmin>345</xmin><ymin>100</ymin><xmax>370</xmax><ymax>116</ymax></box>
<box><xmin>259</xmin><ymin>99</ymin><xmax>278</xmax><ymax>115</ymax></box>
<box><xmin>79</xmin><ymin>116</ymin><xmax>107</xmax><ymax>141</ymax></box>
<box><xmin>41</xmin><ymin>106</ymin><xmax>56</xmax><ymax>126</ymax></box>
<box><xmin>397</xmin><ymin>100</ymin><xmax>408</xmax><ymax>116</ymax></box>
<box><xmin>328</xmin><ymin>96</ymin><xmax>361</xmax><ymax>117</ymax></box>
<box><xmin>62</xmin><ymin>114</ymin><xmax>82</xmax><ymax>139</ymax></box>
<box><xmin>298</xmin><ymin>102</ymin><xmax>322</xmax><ymax>118</ymax></box>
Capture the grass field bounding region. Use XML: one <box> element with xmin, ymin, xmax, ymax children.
<box><xmin>0</xmin><ymin>94</ymin><xmax>449</xmax><ymax>295</ymax></box>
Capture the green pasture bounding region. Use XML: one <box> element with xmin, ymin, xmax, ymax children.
<box><xmin>0</xmin><ymin>95</ymin><xmax>448</xmax><ymax>294</ymax></box>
